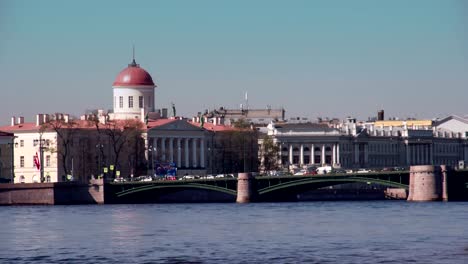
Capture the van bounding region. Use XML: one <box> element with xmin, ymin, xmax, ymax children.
<box><xmin>316</xmin><ymin>166</ymin><xmax>333</xmax><ymax>175</ymax></box>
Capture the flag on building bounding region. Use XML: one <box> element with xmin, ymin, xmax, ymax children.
<box><xmin>33</xmin><ymin>152</ymin><xmax>41</xmax><ymax>170</ymax></box>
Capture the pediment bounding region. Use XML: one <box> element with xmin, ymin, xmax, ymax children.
<box><xmin>149</xmin><ymin>120</ymin><xmax>204</xmax><ymax>132</ymax></box>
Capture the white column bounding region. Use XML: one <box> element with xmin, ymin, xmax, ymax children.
<box><xmin>161</xmin><ymin>137</ymin><xmax>166</xmax><ymax>162</ymax></box>
<box><xmin>289</xmin><ymin>144</ymin><xmax>293</xmax><ymax>164</ymax></box>
<box><xmin>321</xmin><ymin>145</ymin><xmax>326</xmax><ymax>165</ymax></box>
<box><xmin>177</xmin><ymin>138</ymin><xmax>181</xmax><ymax>167</ymax></box>
<box><xmin>332</xmin><ymin>144</ymin><xmax>336</xmax><ymax>165</ymax></box>
<box><xmin>192</xmin><ymin>138</ymin><xmax>198</xmax><ymax>167</ymax></box>
<box><xmin>299</xmin><ymin>144</ymin><xmax>304</xmax><ymax>165</ymax></box>
<box><xmin>336</xmin><ymin>144</ymin><xmax>340</xmax><ymax>166</ymax></box>
<box><xmin>200</xmin><ymin>138</ymin><xmax>205</xmax><ymax>168</ymax></box>
<box><xmin>144</xmin><ymin>137</ymin><xmax>150</xmax><ymax>161</ymax></box>
<box><xmin>169</xmin><ymin>138</ymin><xmax>174</xmax><ymax>163</ymax></box>
<box><xmin>310</xmin><ymin>144</ymin><xmax>315</xmax><ymax>164</ymax></box>
<box><xmin>185</xmin><ymin>138</ymin><xmax>189</xmax><ymax>167</ymax></box>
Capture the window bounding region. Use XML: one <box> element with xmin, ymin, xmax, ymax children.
<box><xmin>46</xmin><ymin>155</ymin><xmax>51</xmax><ymax>167</ymax></box>
<box><xmin>20</xmin><ymin>156</ymin><xmax>24</xmax><ymax>168</ymax></box>
<box><xmin>139</xmin><ymin>96</ymin><xmax>143</xmax><ymax>108</ymax></box>
<box><xmin>33</xmin><ymin>139</ymin><xmax>38</xmax><ymax>146</ymax></box>
<box><xmin>20</xmin><ymin>140</ymin><xmax>24</xmax><ymax>147</ymax></box>
<box><xmin>129</xmin><ymin>96</ymin><xmax>134</xmax><ymax>108</ymax></box>
<box><xmin>119</xmin><ymin>96</ymin><xmax>123</xmax><ymax>108</ymax></box>
<box><xmin>20</xmin><ymin>175</ymin><xmax>25</xmax><ymax>183</ymax></box>
<box><xmin>46</xmin><ymin>175</ymin><xmax>51</xmax><ymax>182</ymax></box>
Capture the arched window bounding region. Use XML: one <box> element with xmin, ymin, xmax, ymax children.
<box><xmin>20</xmin><ymin>175</ymin><xmax>25</xmax><ymax>183</ymax></box>
<box><xmin>46</xmin><ymin>175</ymin><xmax>51</xmax><ymax>182</ymax></box>
<box><xmin>293</xmin><ymin>147</ymin><xmax>299</xmax><ymax>152</ymax></box>
<box><xmin>304</xmin><ymin>147</ymin><xmax>310</xmax><ymax>151</ymax></box>
<box><xmin>325</xmin><ymin>146</ymin><xmax>332</xmax><ymax>152</ymax></box>
<box><xmin>314</xmin><ymin>147</ymin><xmax>320</xmax><ymax>152</ymax></box>
<box><xmin>281</xmin><ymin>147</ymin><xmax>288</xmax><ymax>152</ymax></box>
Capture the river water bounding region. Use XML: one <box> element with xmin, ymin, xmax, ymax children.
<box><xmin>1</xmin><ymin>201</ymin><xmax>468</xmax><ymax>264</ymax></box>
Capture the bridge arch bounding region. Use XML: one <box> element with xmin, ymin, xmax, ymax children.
<box><xmin>258</xmin><ymin>176</ymin><xmax>408</xmax><ymax>196</ymax></box>
<box><xmin>116</xmin><ymin>183</ymin><xmax>237</xmax><ymax>198</ymax></box>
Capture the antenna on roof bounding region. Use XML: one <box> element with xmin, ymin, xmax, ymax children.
<box><xmin>245</xmin><ymin>91</ymin><xmax>249</xmax><ymax>110</ymax></box>
<box><xmin>130</xmin><ymin>44</ymin><xmax>137</xmax><ymax>67</ymax></box>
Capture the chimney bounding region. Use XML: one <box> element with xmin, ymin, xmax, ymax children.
<box><xmin>11</xmin><ymin>116</ymin><xmax>16</xmax><ymax>126</ymax></box>
<box><xmin>377</xmin><ymin>110</ymin><xmax>384</xmax><ymax>121</ymax></box>
<box><xmin>64</xmin><ymin>114</ymin><xmax>69</xmax><ymax>123</ymax></box>
<box><xmin>213</xmin><ymin>117</ymin><xmax>218</xmax><ymax>126</ymax></box>
<box><xmin>43</xmin><ymin>114</ymin><xmax>50</xmax><ymax>123</ymax></box>
<box><xmin>17</xmin><ymin>116</ymin><xmax>24</xmax><ymax>125</ymax></box>
<box><xmin>192</xmin><ymin>117</ymin><xmax>196</xmax><ymax>123</ymax></box>
<box><xmin>161</xmin><ymin>108</ymin><xmax>168</xmax><ymax>118</ymax></box>
<box><xmin>36</xmin><ymin>114</ymin><xmax>44</xmax><ymax>126</ymax></box>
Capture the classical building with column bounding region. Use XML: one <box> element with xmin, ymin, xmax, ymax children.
<box><xmin>264</xmin><ymin>118</ymin><xmax>468</xmax><ymax>171</ymax></box>
<box><xmin>145</xmin><ymin>118</ymin><xmax>211</xmax><ymax>175</ymax></box>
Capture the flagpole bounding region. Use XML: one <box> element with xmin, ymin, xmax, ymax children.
<box><xmin>39</xmin><ymin>135</ymin><xmax>44</xmax><ymax>182</ymax></box>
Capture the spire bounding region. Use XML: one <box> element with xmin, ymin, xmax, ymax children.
<box><xmin>129</xmin><ymin>44</ymin><xmax>138</xmax><ymax>67</ymax></box>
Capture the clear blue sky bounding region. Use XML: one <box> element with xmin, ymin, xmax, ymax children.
<box><xmin>1</xmin><ymin>0</ymin><xmax>467</xmax><ymax>123</ymax></box>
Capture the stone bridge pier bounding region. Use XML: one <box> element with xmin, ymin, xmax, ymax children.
<box><xmin>236</xmin><ymin>173</ymin><xmax>257</xmax><ymax>203</ymax></box>
<box><xmin>408</xmin><ymin>165</ymin><xmax>449</xmax><ymax>202</ymax></box>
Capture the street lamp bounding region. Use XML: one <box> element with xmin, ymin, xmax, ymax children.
<box><xmin>34</xmin><ymin>136</ymin><xmax>46</xmax><ymax>182</ymax></box>
<box><xmin>96</xmin><ymin>144</ymin><xmax>104</xmax><ymax>178</ymax></box>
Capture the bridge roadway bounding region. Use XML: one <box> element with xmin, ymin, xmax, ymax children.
<box><xmin>105</xmin><ymin>171</ymin><xmax>410</xmax><ymax>203</ymax></box>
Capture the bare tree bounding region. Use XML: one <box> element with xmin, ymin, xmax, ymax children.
<box><xmin>41</xmin><ymin>114</ymin><xmax>78</xmax><ymax>180</ymax></box>
<box><xmin>88</xmin><ymin>117</ymin><xmax>144</xmax><ymax>178</ymax></box>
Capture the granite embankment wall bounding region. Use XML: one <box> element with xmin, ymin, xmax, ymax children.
<box><xmin>0</xmin><ymin>179</ymin><xmax>104</xmax><ymax>205</ymax></box>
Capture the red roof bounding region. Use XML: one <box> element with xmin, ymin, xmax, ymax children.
<box><xmin>0</xmin><ymin>130</ymin><xmax>14</xmax><ymax>137</ymax></box>
<box><xmin>146</xmin><ymin>119</ymin><xmax>177</xmax><ymax>129</ymax></box>
<box><xmin>189</xmin><ymin>121</ymin><xmax>238</xmax><ymax>132</ymax></box>
<box><xmin>113</xmin><ymin>60</ymin><xmax>155</xmax><ymax>87</ymax></box>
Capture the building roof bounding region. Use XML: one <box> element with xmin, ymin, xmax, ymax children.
<box><xmin>112</xmin><ymin>60</ymin><xmax>155</xmax><ymax>87</ymax></box>
<box><xmin>374</xmin><ymin>120</ymin><xmax>433</xmax><ymax>127</ymax></box>
<box><xmin>146</xmin><ymin>118</ymin><xmax>178</xmax><ymax>129</ymax></box>
<box><xmin>189</xmin><ymin>121</ymin><xmax>239</xmax><ymax>132</ymax></box>
<box><xmin>273</xmin><ymin>123</ymin><xmax>336</xmax><ymax>132</ymax></box>
<box><xmin>0</xmin><ymin>130</ymin><xmax>13</xmax><ymax>137</ymax></box>
<box><xmin>434</xmin><ymin>115</ymin><xmax>468</xmax><ymax>126</ymax></box>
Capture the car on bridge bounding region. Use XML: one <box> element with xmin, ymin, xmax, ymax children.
<box><xmin>356</xmin><ymin>169</ymin><xmax>371</xmax><ymax>173</ymax></box>
<box><xmin>113</xmin><ymin>177</ymin><xmax>127</xmax><ymax>182</ymax></box>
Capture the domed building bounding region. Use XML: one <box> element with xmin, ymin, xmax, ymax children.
<box><xmin>109</xmin><ymin>58</ymin><xmax>157</xmax><ymax>120</ymax></box>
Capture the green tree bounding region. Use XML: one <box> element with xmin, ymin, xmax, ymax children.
<box><xmin>260</xmin><ymin>135</ymin><xmax>279</xmax><ymax>172</ymax></box>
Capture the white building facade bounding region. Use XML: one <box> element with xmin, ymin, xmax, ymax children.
<box><xmin>266</xmin><ymin>119</ymin><xmax>468</xmax><ymax>170</ymax></box>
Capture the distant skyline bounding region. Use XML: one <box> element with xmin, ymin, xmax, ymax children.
<box><xmin>1</xmin><ymin>0</ymin><xmax>467</xmax><ymax>123</ymax></box>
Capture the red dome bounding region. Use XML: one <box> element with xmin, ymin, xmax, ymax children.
<box><xmin>113</xmin><ymin>60</ymin><xmax>155</xmax><ymax>87</ymax></box>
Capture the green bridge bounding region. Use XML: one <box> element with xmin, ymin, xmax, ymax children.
<box><xmin>105</xmin><ymin>171</ymin><xmax>411</xmax><ymax>203</ymax></box>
